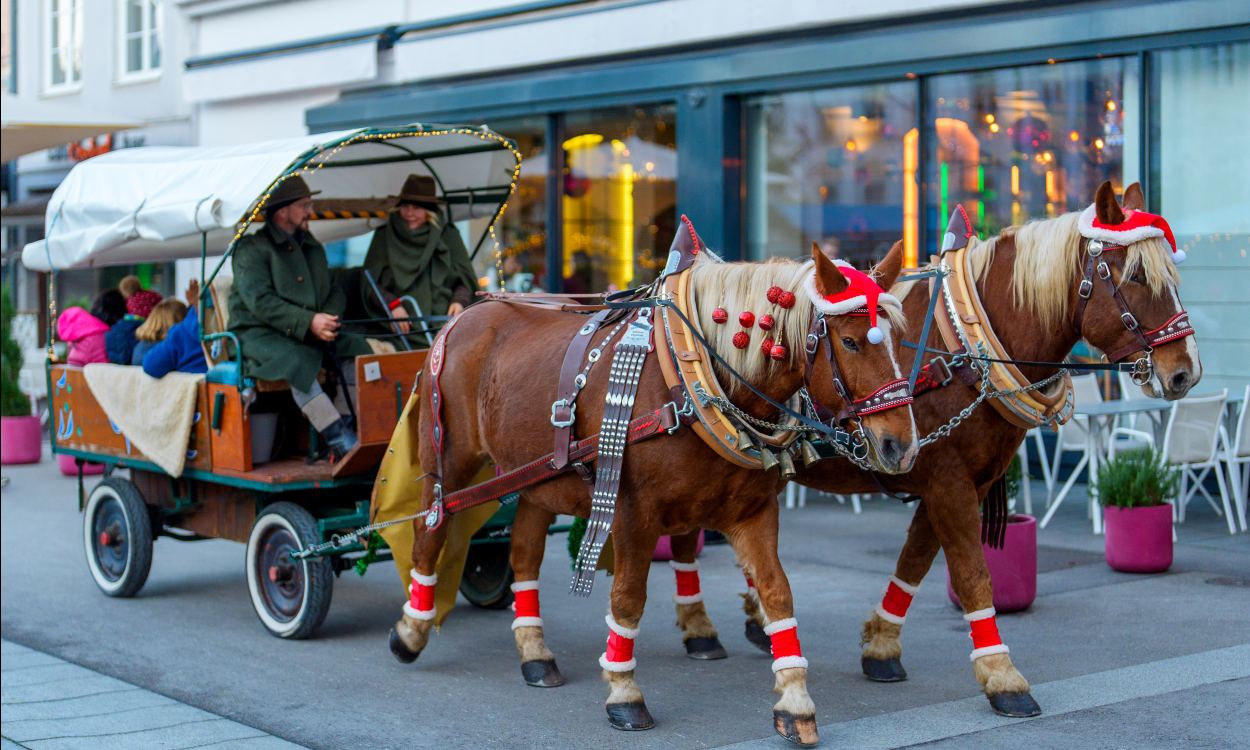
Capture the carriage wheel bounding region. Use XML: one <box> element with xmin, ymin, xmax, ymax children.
<box><xmin>459</xmin><ymin>540</ymin><xmax>515</xmax><ymax>609</ymax></box>
<box><xmin>83</xmin><ymin>478</ymin><xmax>154</xmax><ymax>598</ymax></box>
<box><xmin>246</xmin><ymin>502</ymin><xmax>333</xmax><ymax>639</ymax></box>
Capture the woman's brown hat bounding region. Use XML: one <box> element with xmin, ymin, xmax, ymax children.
<box><xmin>390</xmin><ymin>174</ymin><xmax>445</xmax><ymax>207</ymax></box>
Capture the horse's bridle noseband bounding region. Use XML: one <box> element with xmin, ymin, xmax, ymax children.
<box><xmin>804</xmin><ymin>314</ymin><xmax>912</xmax><ymax>425</ymax></box>
<box><xmin>1072</xmin><ymin>238</ymin><xmax>1194</xmax><ymax>385</ymax></box>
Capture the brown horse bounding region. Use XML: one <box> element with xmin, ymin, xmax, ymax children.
<box><xmin>391</xmin><ymin>238</ymin><xmax>917</xmax><ymax>745</ymax></box>
<box><xmin>664</xmin><ymin>181</ymin><xmax>1202</xmax><ymax>717</ymax></box>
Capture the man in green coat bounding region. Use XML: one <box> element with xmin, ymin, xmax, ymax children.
<box><xmin>228</xmin><ymin>175</ymin><xmax>369</xmax><ymax>455</ymax></box>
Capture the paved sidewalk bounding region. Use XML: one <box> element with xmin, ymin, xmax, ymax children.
<box><xmin>1</xmin><ymin>640</ymin><xmax>306</xmax><ymax>750</ymax></box>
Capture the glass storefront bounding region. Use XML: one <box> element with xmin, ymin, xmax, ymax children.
<box><xmin>1156</xmin><ymin>41</ymin><xmax>1250</xmax><ymax>393</ymax></box>
<box><xmin>745</xmin><ymin>83</ymin><xmax>917</xmax><ymax>267</ymax></box>
<box><xmin>561</xmin><ymin>104</ymin><xmax>677</xmax><ymax>293</ymax></box>
<box><xmin>475</xmin><ymin>116</ymin><xmax>547</xmax><ymax>293</ymax></box>
<box><xmin>926</xmin><ymin>57</ymin><xmax>1139</xmax><ymax>241</ymax></box>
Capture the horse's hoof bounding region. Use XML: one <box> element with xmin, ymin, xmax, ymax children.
<box><xmin>606</xmin><ymin>701</ymin><xmax>655</xmax><ymax>731</ymax></box>
<box><xmin>389</xmin><ymin>628</ymin><xmax>419</xmax><ymax>664</ymax></box>
<box><xmin>773</xmin><ymin>709</ymin><xmax>820</xmax><ymax>746</ymax></box>
<box><xmin>744</xmin><ymin>621</ymin><xmax>772</xmax><ymax>654</ymax></box>
<box><xmin>520</xmin><ymin>659</ymin><xmax>565</xmax><ymax>687</ymax></box>
<box><xmin>861</xmin><ymin>656</ymin><xmax>908</xmax><ymax>682</ymax></box>
<box><xmin>684</xmin><ymin>636</ymin><xmax>728</xmax><ymax>660</ymax></box>
<box><xmin>987</xmin><ymin>691</ymin><xmax>1042</xmax><ymax>718</ymax></box>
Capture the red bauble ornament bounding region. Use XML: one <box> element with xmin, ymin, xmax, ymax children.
<box><xmin>732</xmin><ymin>331</ymin><xmax>750</xmax><ymax>349</ymax></box>
<box><xmin>761</xmin><ymin>336</ymin><xmax>774</xmax><ymax>355</ymax></box>
<box><xmin>739</xmin><ymin>311</ymin><xmax>756</xmax><ymax>328</ymax></box>
<box><xmin>777</xmin><ymin>291</ymin><xmax>797</xmax><ymax>309</ymax></box>
<box><xmin>712</xmin><ymin>307</ymin><xmax>728</xmax><ymax>324</ymax></box>
<box><xmin>758</xmin><ymin>314</ymin><xmax>775</xmax><ymax>331</ymax></box>
<box><xmin>766</xmin><ymin>286</ymin><xmax>783</xmax><ymax>304</ymax></box>
<box><xmin>769</xmin><ymin>343</ymin><xmax>789</xmax><ymax>361</ymax></box>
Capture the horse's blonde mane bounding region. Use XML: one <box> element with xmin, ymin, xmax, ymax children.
<box><xmin>973</xmin><ymin>211</ymin><xmax>1179</xmax><ymax>329</ymax></box>
<box><xmin>691</xmin><ymin>259</ymin><xmax>814</xmax><ymax>385</ymax></box>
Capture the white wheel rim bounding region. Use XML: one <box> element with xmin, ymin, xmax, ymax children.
<box><xmin>83</xmin><ymin>484</ymin><xmax>132</xmax><ymax>594</ymax></box>
<box><xmin>246</xmin><ymin>512</ymin><xmax>311</xmax><ymax>637</ymax></box>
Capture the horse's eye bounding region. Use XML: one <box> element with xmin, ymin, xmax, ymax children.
<box><xmin>841</xmin><ymin>337</ymin><xmax>859</xmax><ymax>352</ymax></box>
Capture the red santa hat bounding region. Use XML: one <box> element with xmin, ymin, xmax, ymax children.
<box><xmin>803</xmin><ymin>261</ymin><xmax>901</xmax><ymax>345</ymax></box>
<box><xmin>1078</xmin><ymin>204</ymin><xmax>1185</xmax><ymax>263</ymax></box>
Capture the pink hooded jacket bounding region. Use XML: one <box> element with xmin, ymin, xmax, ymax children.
<box><xmin>57</xmin><ymin>307</ymin><xmax>111</xmax><ymax>366</ymax></box>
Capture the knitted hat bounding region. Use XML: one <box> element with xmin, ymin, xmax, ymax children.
<box><xmin>1078</xmin><ymin>205</ymin><xmax>1184</xmax><ymax>263</ymax></box>
<box><xmin>126</xmin><ymin>289</ymin><xmax>163</xmax><ymax>319</ymax></box>
<box><xmin>804</xmin><ymin>261</ymin><xmax>901</xmax><ymax>345</ymax></box>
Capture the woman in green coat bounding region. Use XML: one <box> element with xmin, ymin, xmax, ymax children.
<box><xmin>362</xmin><ymin>174</ymin><xmax>478</xmax><ymax>338</ymax></box>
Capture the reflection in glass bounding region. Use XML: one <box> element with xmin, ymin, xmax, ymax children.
<box><xmin>746</xmin><ymin>83</ymin><xmax>917</xmax><ymax>267</ymax></box>
<box><xmin>926</xmin><ymin>58</ymin><xmax>1138</xmax><ymax>239</ymax></box>
<box><xmin>1157</xmin><ymin>42</ymin><xmax>1250</xmax><ymax>392</ymax></box>
<box><xmin>477</xmin><ymin>117</ymin><xmax>547</xmax><ymax>293</ymax></box>
<box><xmin>561</xmin><ymin>105</ymin><xmax>677</xmax><ymax>293</ymax></box>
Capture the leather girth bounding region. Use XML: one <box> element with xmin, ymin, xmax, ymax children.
<box><xmin>933</xmin><ymin>241</ymin><xmax>1073</xmax><ymax>430</ymax></box>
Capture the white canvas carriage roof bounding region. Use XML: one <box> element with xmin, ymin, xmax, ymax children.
<box><xmin>22</xmin><ymin>126</ymin><xmax>519</xmax><ymax>271</ymax></box>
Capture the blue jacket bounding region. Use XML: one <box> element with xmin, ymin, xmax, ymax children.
<box><xmin>142</xmin><ymin>308</ymin><xmax>208</xmax><ymax>378</ymax></box>
<box><xmin>106</xmin><ymin>316</ymin><xmax>143</xmax><ymax>364</ymax></box>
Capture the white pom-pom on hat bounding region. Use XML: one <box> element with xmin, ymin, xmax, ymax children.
<box><xmin>1172</xmin><ymin>248</ymin><xmax>1187</xmax><ymax>264</ymax></box>
<box><xmin>867</xmin><ymin>326</ymin><xmax>884</xmax><ymax>345</ymax></box>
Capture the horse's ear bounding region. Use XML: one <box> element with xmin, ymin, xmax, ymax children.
<box><xmin>872</xmin><ymin>241</ymin><xmax>905</xmax><ymax>290</ymax></box>
<box><xmin>812</xmin><ymin>241</ymin><xmax>848</xmax><ymax>297</ymax></box>
<box><xmin>1122</xmin><ymin>182</ymin><xmax>1145</xmax><ymax>211</ymax></box>
<box><xmin>1094</xmin><ymin>181</ymin><xmax>1125</xmax><ymax>225</ymax></box>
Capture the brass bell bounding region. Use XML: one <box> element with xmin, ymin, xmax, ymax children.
<box><xmin>799</xmin><ymin>440</ymin><xmax>822</xmax><ymax>467</ymax></box>
<box><xmin>778</xmin><ymin>450</ymin><xmax>797</xmax><ymax>480</ymax></box>
<box><xmin>736</xmin><ymin>429</ymin><xmax>756</xmax><ymax>452</ymax></box>
<box><xmin>759</xmin><ymin>448</ymin><xmax>780</xmax><ymax>472</ymax></box>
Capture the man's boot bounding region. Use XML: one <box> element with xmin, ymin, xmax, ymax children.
<box><xmin>320</xmin><ymin>417</ymin><xmax>358</xmax><ymax>457</ymax></box>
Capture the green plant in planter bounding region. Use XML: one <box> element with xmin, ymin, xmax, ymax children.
<box><xmin>1</xmin><ymin>288</ymin><xmax>33</xmax><ymax>418</ymax></box>
<box><xmin>1095</xmin><ymin>448</ymin><xmax>1179</xmax><ymax>509</ymax></box>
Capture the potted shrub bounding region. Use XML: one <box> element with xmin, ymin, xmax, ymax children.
<box><xmin>1097</xmin><ymin>448</ymin><xmax>1178</xmax><ymax>573</ymax></box>
<box><xmin>1</xmin><ymin>289</ymin><xmax>42</xmax><ymax>465</ymax></box>
<box><xmin>947</xmin><ymin>456</ymin><xmax>1037</xmax><ymax>612</ymax></box>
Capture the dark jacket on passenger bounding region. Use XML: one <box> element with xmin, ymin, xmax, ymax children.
<box><xmin>105</xmin><ymin>316</ymin><xmax>143</xmax><ymax>364</ymax></box>
<box><xmin>227</xmin><ymin>223</ymin><xmax>368</xmax><ymax>391</ymax></box>
<box><xmin>142</xmin><ymin>307</ymin><xmax>209</xmax><ymax>378</ymax></box>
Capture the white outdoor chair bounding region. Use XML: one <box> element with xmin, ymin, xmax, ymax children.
<box><xmin>1222</xmin><ymin>386</ymin><xmax>1250</xmax><ymax>533</ymax></box>
<box><xmin>1046</xmin><ymin>374</ymin><xmax>1105</xmax><ymax>506</ymax></box>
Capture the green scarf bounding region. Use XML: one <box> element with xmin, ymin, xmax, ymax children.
<box><xmin>363</xmin><ymin>212</ymin><xmax>476</xmax><ymax>317</ymax></box>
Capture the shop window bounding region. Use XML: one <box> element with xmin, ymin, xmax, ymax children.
<box><xmin>1156</xmin><ymin>42</ymin><xmax>1250</xmax><ymax>393</ymax></box>
<box><xmin>45</xmin><ymin>0</ymin><xmax>83</xmax><ymax>92</ymax></box>
<box><xmin>745</xmin><ymin>83</ymin><xmax>918</xmax><ymax>267</ymax></box>
<box><xmin>561</xmin><ymin>104</ymin><xmax>677</xmax><ymax>293</ymax></box>
<box><xmin>926</xmin><ymin>57</ymin><xmax>1139</xmax><ymax>240</ymax></box>
<box><xmin>118</xmin><ymin>0</ymin><xmax>161</xmax><ymax>81</ymax></box>
<box><xmin>473</xmin><ymin>117</ymin><xmax>548</xmax><ymax>293</ymax></box>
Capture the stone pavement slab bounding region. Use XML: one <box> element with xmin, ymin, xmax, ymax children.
<box><xmin>1</xmin><ymin>639</ymin><xmax>306</xmax><ymax>750</ymax></box>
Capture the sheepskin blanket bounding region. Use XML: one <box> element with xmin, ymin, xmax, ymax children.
<box><xmin>83</xmin><ymin>364</ymin><xmax>203</xmax><ymax>477</ymax></box>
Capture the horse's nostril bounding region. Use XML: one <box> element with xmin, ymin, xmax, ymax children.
<box><xmin>1169</xmin><ymin>371</ymin><xmax>1191</xmax><ymax>393</ymax></box>
<box><xmin>881</xmin><ymin>437</ymin><xmax>902</xmax><ymax>463</ymax></box>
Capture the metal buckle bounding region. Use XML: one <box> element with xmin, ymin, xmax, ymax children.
<box><xmin>1130</xmin><ymin>353</ymin><xmax>1153</xmax><ymax>386</ymax></box>
<box><xmin>930</xmin><ymin>356</ymin><xmax>954</xmax><ymax>387</ymax></box>
<box><xmin>550</xmin><ymin>399</ymin><xmax>576</xmax><ymax>427</ymax></box>
<box><xmin>1121</xmin><ymin>311</ymin><xmax>1139</xmax><ymax>330</ymax></box>
<box><xmin>663</xmin><ymin>401</ymin><xmax>683</xmax><ymax>434</ymax></box>
<box><xmin>1078</xmin><ymin>279</ymin><xmax>1094</xmax><ymax>299</ymax></box>
<box><xmin>805</xmin><ymin>317</ymin><xmax>827</xmax><ymax>355</ymax></box>
<box><xmin>1097</xmin><ymin>262</ymin><xmax>1111</xmax><ymax>280</ymax></box>
<box><xmin>425</xmin><ymin>486</ymin><xmax>444</xmax><ymax>529</ymax></box>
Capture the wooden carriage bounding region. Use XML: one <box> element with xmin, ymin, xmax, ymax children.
<box><xmin>24</xmin><ymin>126</ymin><xmax>525</xmax><ymax>638</ymax></box>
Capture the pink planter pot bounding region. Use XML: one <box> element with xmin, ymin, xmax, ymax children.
<box><xmin>56</xmin><ymin>453</ymin><xmax>105</xmax><ymax>476</ymax></box>
<box><xmin>1103</xmin><ymin>504</ymin><xmax>1173</xmax><ymax>573</ymax></box>
<box><xmin>947</xmin><ymin>514</ymin><xmax>1037</xmax><ymax>613</ymax></box>
<box><xmin>653</xmin><ymin>530</ymin><xmax>705</xmax><ymax>561</ymax></box>
<box><xmin>1</xmin><ymin>416</ymin><xmax>43</xmax><ymax>465</ymax></box>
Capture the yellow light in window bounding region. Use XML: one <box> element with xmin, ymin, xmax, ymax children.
<box><xmin>818</xmin><ymin>185</ymin><xmax>829</xmax><ymax>199</ymax></box>
<box><xmin>984</xmin><ymin>114</ymin><xmax>995</xmax><ymax>124</ymax></box>
<box><xmin>1011</xmin><ymin>165</ymin><xmax>1020</xmax><ymax>197</ymax></box>
<box><xmin>1043</xmin><ymin>151</ymin><xmax>1053</xmax><ymax>163</ymax></box>
<box><xmin>845</xmin><ymin>140</ymin><xmax>858</xmax><ymax>152</ymax></box>
<box><xmin>563</xmin><ymin>133</ymin><xmax>604</xmax><ymax>150</ymax></box>
<box><xmin>903</xmin><ymin>128</ymin><xmax>919</xmax><ymax>268</ymax></box>
<box><xmin>989</xmin><ymin>123</ymin><xmax>1000</xmax><ymax>134</ymax></box>
<box><xmin>1069</xmin><ymin>130</ymin><xmax>1080</xmax><ymax>142</ymax></box>
<box><xmin>1045</xmin><ymin>169</ymin><xmax>1056</xmax><ymax>202</ymax></box>
<box><xmin>1106</xmin><ymin>100</ymin><xmax>1117</xmax><ymax>112</ymax></box>
<box><xmin>859</xmin><ymin>115</ymin><xmax>869</xmax><ymax>122</ymax></box>
<box><xmin>1094</xmin><ymin>138</ymin><xmax>1106</xmax><ymax>150</ymax></box>
<box><xmin>644</xmin><ymin>161</ymin><xmax>654</xmax><ymax>172</ymax></box>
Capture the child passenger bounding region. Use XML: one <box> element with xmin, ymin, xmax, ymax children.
<box><xmin>142</xmin><ymin>281</ymin><xmax>208</xmax><ymax>378</ymax></box>
<box><xmin>106</xmin><ymin>289</ymin><xmax>161</xmax><ymax>364</ymax></box>
<box><xmin>56</xmin><ymin>307</ymin><xmax>110</xmax><ymax>366</ymax></box>
<box><xmin>131</xmin><ymin>299</ymin><xmax>187</xmax><ymax>365</ymax></box>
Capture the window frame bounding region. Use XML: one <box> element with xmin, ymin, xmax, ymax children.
<box><xmin>43</xmin><ymin>0</ymin><xmax>83</xmax><ymax>95</ymax></box>
<box><xmin>115</xmin><ymin>0</ymin><xmax>162</xmax><ymax>84</ymax></box>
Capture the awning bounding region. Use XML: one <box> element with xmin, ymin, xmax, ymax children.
<box><xmin>1</xmin><ymin>93</ymin><xmax>138</xmax><ymax>162</ymax></box>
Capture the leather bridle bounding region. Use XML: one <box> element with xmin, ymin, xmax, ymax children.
<box><xmin>1072</xmin><ymin>238</ymin><xmax>1194</xmax><ymax>385</ymax></box>
<box><xmin>803</xmin><ymin>312</ymin><xmax>912</xmax><ymax>426</ymax></box>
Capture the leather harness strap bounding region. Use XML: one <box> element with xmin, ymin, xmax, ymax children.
<box><xmin>442</xmin><ymin>404</ymin><xmax>678</xmax><ymax>516</ymax></box>
<box><xmin>552</xmin><ymin>309</ymin><xmax>612</xmax><ymax>471</ymax></box>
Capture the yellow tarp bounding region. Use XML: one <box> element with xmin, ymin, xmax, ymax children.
<box><xmin>369</xmin><ymin>389</ymin><xmax>498</xmax><ymax>627</ymax></box>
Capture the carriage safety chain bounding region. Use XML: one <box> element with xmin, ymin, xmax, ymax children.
<box><xmin>288</xmin><ymin>510</ymin><xmax>430</xmax><ymax>561</ymax></box>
